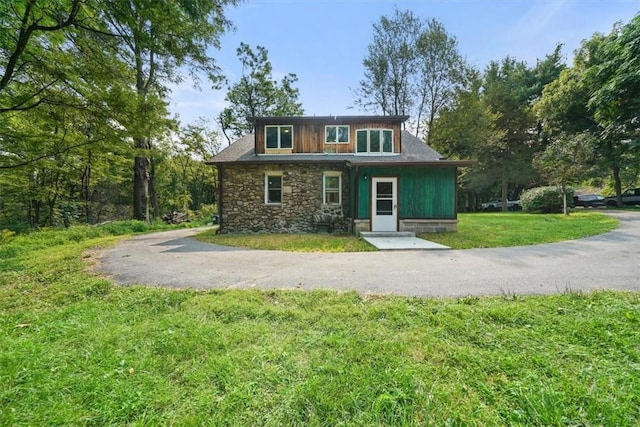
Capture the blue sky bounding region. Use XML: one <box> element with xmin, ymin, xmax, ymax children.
<box><xmin>169</xmin><ymin>0</ymin><xmax>639</xmax><ymax>129</ymax></box>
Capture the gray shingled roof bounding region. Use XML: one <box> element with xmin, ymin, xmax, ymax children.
<box><xmin>208</xmin><ymin>131</ymin><xmax>473</xmax><ymax>166</ymax></box>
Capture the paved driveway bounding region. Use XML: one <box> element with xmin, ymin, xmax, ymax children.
<box><xmin>96</xmin><ymin>211</ymin><xmax>640</xmax><ymax>297</ymax></box>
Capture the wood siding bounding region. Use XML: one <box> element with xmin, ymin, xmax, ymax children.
<box><xmin>354</xmin><ymin>166</ymin><xmax>457</xmax><ymax>220</ymax></box>
<box><xmin>255</xmin><ymin>119</ymin><xmax>402</xmax><ymax>154</ymax></box>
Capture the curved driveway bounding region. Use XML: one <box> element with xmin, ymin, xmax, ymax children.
<box><xmin>96</xmin><ymin>211</ymin><xmax>640</xmax><ymax>297</ymax></box>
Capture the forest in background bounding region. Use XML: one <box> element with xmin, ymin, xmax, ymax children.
<box><xmin>1</xmin><ymin>2</ymin><xmax>638</xmax><ymax>231</ymax></box>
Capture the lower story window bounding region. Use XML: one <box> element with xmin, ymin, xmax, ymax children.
<box><xmin>265</xmin><ymin>173</ymin><xmax>282</xmax><ymax>204</ymax></box>
<box><xmin>323</xmin><ymin>172</ymin><xmax>341</xmax><ymax>205</ymax></box>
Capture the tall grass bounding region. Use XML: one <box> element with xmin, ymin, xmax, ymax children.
<box><xmin>1</xmin><ymin>223</ymin><xmax>638</xmax><ymax>425</ymax></box>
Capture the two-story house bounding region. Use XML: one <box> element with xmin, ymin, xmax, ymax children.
<box><xmin>208</xmin><ymin>115</ymin><xmax>474</xmax><ymax>234</ymax></box>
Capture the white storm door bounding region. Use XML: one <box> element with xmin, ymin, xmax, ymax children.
<box><xmin>371</xmin><ymin>177</ymin><xmax>397</xmax><ymax>232</ymax></box>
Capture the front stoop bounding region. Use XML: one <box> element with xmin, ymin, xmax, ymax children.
<box><xmin>360</xmin><ymin>231</ymin><xmax>450</xmax><ymax>251</ymax></box>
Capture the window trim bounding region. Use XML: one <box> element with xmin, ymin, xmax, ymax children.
<box><xmin>264</xmin><ymin>172</ymin><xmax>283</xmax><ymax>205</ymax></box>
<box><xmin>355</xmin><ymin>128</ymin><xmax>394</xmax><ymax>154</ymax></box>
<box><xmin>265</xmin><ymin>125</ymin><xmax>294</xmax><ymax>150</ymax></box>
<box><xmin>324</xmin><ymin>125</ymin><xmax>350</xmax><ymax>144</ymax></box>
<box><xmin>323</xmin><ymin>171</ymin><xmax>342</xmax><ymax>205</ymax></box>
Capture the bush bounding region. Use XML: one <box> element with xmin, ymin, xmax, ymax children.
<box><xmin>521</xmin><ymin>186</ymin><xmax>574</xmax><ymax>213</ymax></box>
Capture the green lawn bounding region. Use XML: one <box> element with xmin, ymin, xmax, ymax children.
<box><xmin>1</xmin><ymin>222</ymin><xmax>638</xmax><ymax>425</ymax></box>
<box><xmin>196</xmin><ymin>228</ymin><xmax>377</xmax><ymax>252</ymax></box>
<box><xmin>425</xmin><ymin>211</ymin><xmax>619</xmax><ymax>249</ymax></box>
<box><xmin>197</xmin><ymin>211</ymin><xmax>618</xmax><ymax>252</ymax></box>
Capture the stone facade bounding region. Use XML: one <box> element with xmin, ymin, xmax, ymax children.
<box><xmin>219</xmin><ymin>163</ymin><xmax>350</xmax><ymax>234</ymax></box>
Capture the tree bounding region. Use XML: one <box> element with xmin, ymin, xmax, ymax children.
<box><xmin>533</xmin><ymin>132</ymin><xmax>597</xmax><ymax>215</ymax></box>
<box><xmin>99</xmin><ymin>0</ymin><xmax>238</xmax><ymax>221</ymax></box>
<box><xmin>587</xmin><ymin>15</ymin><xmax>640</xmax><ymax>205</ymax></box>
<box><xmin>1</xmin><ymin>1</ymin><xmax>239</xmax><ymax>227</ymax></box>
<box><xmin>483</xmin><ymin>57</ymin><xmax>539</xmax><ymax>210</ymax></box>
<box><xmin>354</xmin><ymin>8</ymin><xmax>422</xmax><ymax>121</ymax></box>
<box><xmin>414</xmin><ymin>18</ymin><xmax>466</xmax><ymax>142</ymax></box>
<box><xmin>218</xmin><ymin>43</ymin><xmax>303</xmax><ymax>143</ymax></box>
<box><xmin>355</xmin><ymin>9</ymin><xmax>466</xmax><ymax>139</ymax></box>
<box><xmin>0</xmin><ymin>0</ymin><xmax>83</xmax><ymax>113</ymax></box>
<box><xmin>536</xmin><ymin>17</ymin><xmax>640</xmax><ymax>207</ymax></box>
<box><xmin>153</xmin><ymin>119</ymin><xmax>220</xmax><ymax>215</ymax></box>
<box><xmin>430</xmin><ymin>70</ymin><xmax>504</xmax><ymax>210</ymax></box>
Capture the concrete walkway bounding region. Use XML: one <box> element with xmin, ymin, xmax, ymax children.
<box><xmin>95</xmin><ymin>211</ymin><xmax>640</xmax><ymax>297</ymax></box>
<box><xmin>360</xmin><ymin>231</ymin><xmax>450</xmax><ymax>250</ymax></box>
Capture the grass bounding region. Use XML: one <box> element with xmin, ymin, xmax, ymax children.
<box><xmin>196</xmin><ymin>229</ymin><xmax>377</xmax><ymax>252</ymax></box>
<box><xmin>196</xmin><ymin>211</ymin><xmax>618</xmax><ymax>252</ymax></box>
<box><xmin>424</xmin><ymin>212</ymin><xmax>619</xmax><ymax>249</ymax></box>
<box><xmin>1</xmin><ymin>223</ymin><xmax>639</xmax><ymax>425</ymax></box>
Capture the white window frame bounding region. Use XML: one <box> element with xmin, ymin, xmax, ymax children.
<box><xmin>325</xmin><ymin>125</ymin><xmax>350</xmax><ymax>144</ymax></box>
<box><xmin>264</xmin><ymin>172</ymin><xmax>283</xmax><ymax>204</ymax></box>
<box><xmin>265</xmin><ymin>125</ymin><xmax>293</xmax><ymax>149</ymax></box>
<box><xmin>355</xmin><ymin>129</ymin><xmax>394</xmax><ymax>154</ymax></box>
<box><xmin>323</xmin><ymin>172</ymin><xmax>342</xmax><ymax>205</ymax></box>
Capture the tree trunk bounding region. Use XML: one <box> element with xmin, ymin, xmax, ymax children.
<box><xmin>133</xmin><ymin>136</ymin><xmax>151</xmax><ymax>222</ymax></box>
<box><xmin>561</xmin><ymin>182</ymin><xmax>569</xmax><ymax>216</ymax></box>
<box><xmin>149</xmin><ymin>156</ymin><xmax>160</xmax><ymax>219</ymax></box>
<box><xmin>501</xmin><ymin>175</ymin><xmax>508</xmax><ymax>212</ymax></box>
<box><xmin>613</xmin><ymin>164</ymin><xmax>623</xmax><ymax>208</ymax></box>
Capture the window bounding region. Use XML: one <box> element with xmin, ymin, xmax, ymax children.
<box><xmin>323</xmin><ymin>172</ymin><xmax>341</xmax><ymax>205</ymax></box>
<box><xmin>265</xmin><ymin>125</ymin><xmax>293</xmax><ymax>149</ymax></box>
<box><xmin>265</xmin><ymin>173</ymin><xmax>283</xmax><ymax>204</ymax></box>
<box><xmin>325</xmin><ymin>125</ymin><xmax>349</xmax><ymax>144</ymax></box>
<box><xmin>355</xmin><ymin>129</ymin><xmax>393</xmax><ymax>154</ymax></box>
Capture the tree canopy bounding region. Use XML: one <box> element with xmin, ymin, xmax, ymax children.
<box><xmin>218</xmin><ymin>43</ymin><xmax>304</xmax><ymax>144</ymax></box>
<box><xmin>354</xmin><ymin>8</ymin><xmax>466</xmax><ymax>139</ymax></box>
<box><xmin>1</xmin><ymin>0</ymin><xmax>238</xmax><ymax>229</ymax></box>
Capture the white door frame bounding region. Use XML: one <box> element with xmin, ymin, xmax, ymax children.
<box><xmin>371</xmin><ymin>177</ymin><xmax>398</xmax><ymax>232</ymax></box>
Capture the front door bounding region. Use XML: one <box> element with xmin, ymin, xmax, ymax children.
<box><xmin>371</xmin><ymin>177</ymin><xmax>397</xmax><ymax>231</ymax></box>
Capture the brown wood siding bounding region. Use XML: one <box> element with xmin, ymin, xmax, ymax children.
<box><xmin>255</xmin><ymin>120</ymin><xmax>402</xmax><ymax>154</ymax></box>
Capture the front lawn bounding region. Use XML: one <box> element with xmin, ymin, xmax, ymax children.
<box><xmin>197</xmin><ymin>212</ymin><xmax>618</xmax><ymax>252</ymax></box>
<box><xmin>425</xmin><ymin>211</ymin><xmax>619</xmax><ymax>249</ymax></box>
<box><xmin>196</xmin><ymin>229</ymin><xmax>377</xmax><ymax>252</ymax></box>
<box><xmin>0</xmin><ymin>224</ymin><xmax>638</xmax><ymax>425</ymax></box>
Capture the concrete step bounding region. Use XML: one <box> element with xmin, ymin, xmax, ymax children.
<box><xmin>360</xmin><ymin>231</ymin><xmax>415</xmax><ymax>238</ymax></box>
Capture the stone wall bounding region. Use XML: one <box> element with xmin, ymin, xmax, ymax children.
<box><xmin>219</xmin><ymin>163</ymin><xmax>350</xmax><ymax>234</ymax></box>
<box><xmin>353</xmin><ymin>219</ymin><xmax>458</xmax><ymax>235</ymax></box>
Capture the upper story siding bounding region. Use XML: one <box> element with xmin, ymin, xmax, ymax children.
<box><xmin>252</xmin><ymin>116</ymin><xmax>408</xmax><ymax>155</ymax></box>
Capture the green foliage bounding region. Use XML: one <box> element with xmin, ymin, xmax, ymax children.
<box><xmin>431</xmin><ymin>47</ymin><xmax>565</xmax><ymax>207</ymax></box>
<box><xmin>535</xmin><ymin>15</ymin><xmax>640</xmax><ymax>205</ymax></box>
<box><xmin>0</xmin><ymin>226</ymin><xmax>637</xmax><ymax>425</ymax></box>
<box><xmin>1</xmin><ymin>0</ymin><xmax>239</xmax><ymax>227</ymax></box>
<box><xmin>355</xmin><ymin>9</ymin><xmax>466</xmax><ymax>140</ymax></box>
<box><xmin>521</xmin><ymin>186</ymin><xmax>575</xmax><ymax>213</ymax></box>
<box><xmin>152</xmin><ymin>120</ymin><xmax>219</xmax><ymax>216</ymax></box>
<box><xmin>218</xmin><ymin>43</ymin><xmax>303</xmax><ymax>142</ymax></box>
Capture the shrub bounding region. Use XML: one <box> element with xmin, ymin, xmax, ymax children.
<box><xmin>521</xmin><ymin>186</ymin><xmax>574</xmax><ymax>213</ymax></box>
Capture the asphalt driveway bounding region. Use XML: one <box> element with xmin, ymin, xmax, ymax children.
<box><xmin>96</xmin><ymin>211</ymin><xmax>640</xmax><ymax>297</ymax></box>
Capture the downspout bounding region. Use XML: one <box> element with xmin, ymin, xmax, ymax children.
<box><xmin>217</xmin><ymin>164</ymin><xmax>224</xmax><ymax>233</ymax></box>
<box><xmin>351</xmin><ymin>163</ymin><xmax>359</xmax><ymax>235</ymax></box>
<box><xmin>455</xmin><ymin>167</ymin><xmax>459</xmax><ymax>220</ymax></box>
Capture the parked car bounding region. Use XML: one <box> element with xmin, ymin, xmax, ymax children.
<box><xmin>573</xmin><ymin>194</ymin><xmax>605</xmax><ymax>208</ymax></box>
<box><xmin>603</xmin><ymin>188</ymin><xmax>640</xmax><ymax>207</ymax></box>
<box><xmin>481</xmin><ymin>199</ymin><xmax>521</xmax><ymax>211</ymax></box>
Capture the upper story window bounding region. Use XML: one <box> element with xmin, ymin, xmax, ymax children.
<box><xmin>356</xmin><ymin>129</ymin><xmax>393</xmax><ymax>154</ymax></box>
<box><xmin>325</xmin><ymin>125</ymin><xmax>349</xmax><ymax>144</ymax></box>
<box><xmin>265</xmin><ymin>125</ymin><xmax>293</xmax><ymax>149</ymax></box>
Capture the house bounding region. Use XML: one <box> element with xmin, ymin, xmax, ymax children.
<box><xmin>207</xmin><ymin>115</ymin><xmax>474</xmax><ymax>234</ymax></box>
